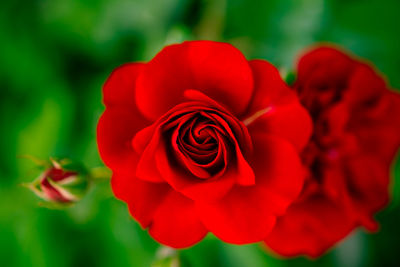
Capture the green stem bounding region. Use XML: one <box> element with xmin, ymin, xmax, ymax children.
<box><xmin>151</xmin><ymin>246</ymin><xmax>180</xmax><ymax>267</ymax></box>
<box><xmin>89</xmin><ymin>166</ymin><xmax>112</xmax><ymax>180</ymax></box>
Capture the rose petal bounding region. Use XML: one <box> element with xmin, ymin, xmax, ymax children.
<box><xmin>171</xmin><ymin>115</ymin><xmax>220</xmax><ymax>178</ymax></box>
<box><xmin>196</xmin><ymin>133</ymin><xmax>305</xmax><ymax>243</ymax></box>
<box><xmin>135</xmin><ymin>41</ymin><xmax>254</xmax><ymax>120</ymax></box>
<box><xmin>245</xmin><ymin>60</ymin><xmax>312</xmax><ymax>151</ymax></box>
<box><xmin>295</xmin><ymin>46</ymin><xmax>356</xmax><ymax>113</ymax></box>
<box><xmin>343</xmin><ymin>63</ymin><xmax>386</xmax><ymax>108</ymax></box>
<box><xmin>149</xmin><ymin>190</ymin><xmax>208</xmax><ymax>248</ymax></box>
<box><xmin>265</xmin><ymin>194</ymin><xmax>356</xmax><ymax>258</ymax></box>
<box><xmin>111</xmin><ymin>172</ymin><xmax>170</xmax><ymax>228</ymax></box>
<box><xmin>103</xmin><ymin>63</ymin><xmax>146</xmax><ymax>111</ymax></box>
<box><xmin>344</xmin><ymin>155</ymin><xmax>390</xmax><ymax>230</ymax></box>
<box><xmin>296</xmin><ymin>46</ymin><xmax>354</xmax><ymax>89</ymax></box>
<box><xmin>98</xmin><ymin>63</ymin><xmax>151</xmax><ymax>171</ymax></box>
<box><xmin>354</xmin><ymin>124</ymin><xmax>400</xmax><ymax>164</ymax></box>
<box><xmin>135</xmin><ymin>126</ymin><xmax>166</xmax><ymax>183</ymax></box>
<box><xmin>155</xmin><ymin>136</ymin><xmax>236</xmax><ymax>202</ymax></box>
<box><xmin>196</xmin><ymin>185</ymin><xmax>277</xmax><ymax>244</ymax></box>
<box><xmin>97</xmin><ymin>107</ymin><xmax>144</xmax><ymax>173</ymax></box>
<box><xmin>250</xmin><ymin>133</ymin><xmax>305</xmax><ymax>207</ymax></box>
<box><xmin>206</xmin><ymin>112</ymin><xmax>254</xmax><ymax>185</ymax></box>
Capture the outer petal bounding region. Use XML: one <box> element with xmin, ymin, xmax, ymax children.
<box><xmin>98</xmin><ymin>63</ymin><xmax>150</xmax><ymax>172</ymax></box>
<box><xmin>196</xmin><ymin>134</ymin><xmax>305</xmax><ymax>243</ymax></box>
<box><xmin>265</xmin><ymin>195</ymin><xmax>355</xmax><ymax>258</ymax></box>
<box><xmin>111</xmin><ymin>172</ymin><xmax>170</xmax><ymax>228</ymax></box>
<box><xmin>103</xmin><ymin>63</ymin><xmax>145</xmax><ymax>109</ymax></box>
<box><xmin>112</xmin><ymin>171</ymin><xmax>208</xmax><ymax>247</ymax></box>
<box><xmin>249</xmin><ymin>133</ymin><xmax>305</xmax><ymax>208</ymax></box>
<box><xmin>135</xmin><ymin>125</ymin><xmax>165</xmax><ymax>183</ymax></box>
<box><xmin>296</xmin><ymin>46</ymin><xmax>355</xmax><ymax>88</ymax></box>
<box><xmin>355</xmin><ymin>124</ymin><xmax>400</xmax><ymax>164</ymax></box>
<box><xmin>344</xmin><ymin>65</ymin><xmax>400</xmax><ymax>163</ymax></box>
<box><xmin>295</xmin><ymin>46</ymin><xmax>356</xmax><ymax>113</ymax></box>
<box><xmin>196</xmin><ymin>185</ymin><xmax>277</xmax><ymax>244</ymax></box>
<box><xmin>245</xmin><ymin>60</ymin><xmax>312</xmax><ymax>151</ymax></box>
<box><xmin>149</xmin><ymin>190</ymin><xmax>208</xmax><ymax>248</ymax></box>
<box><xmin>343</xmin><ymin>155</ymin><xmax>390</xmax><ymax>230</ymax></box>
<box><xmin>97</xmin><ymin>107</ymin><xmax>142</xmax><ymax>174</ymax></box>
<box><xmin>135</xmin><ymin>41</ymin><xmax>254</xmax><ymax>120</ymax></box>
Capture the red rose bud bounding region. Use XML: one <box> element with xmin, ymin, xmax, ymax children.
<box><xmin>26</xmin><ymin>159</ymin><xmax>89</xmax><ymax>204</ymax></box>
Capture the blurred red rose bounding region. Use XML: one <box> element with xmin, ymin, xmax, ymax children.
<box><xmin>265</xmin><ymin>46</ymin><xmax>400</xmax><ymax>257</ymax></box>
<box><xmin>97</xmin><ymin>40</ymin><xmax>312</xmax><ymax>248</ymax></box>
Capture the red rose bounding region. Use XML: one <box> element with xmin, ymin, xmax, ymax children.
<box><xmin>97</xmin><ymin>41</ymin><xmax>312</xmax><ymax>248</ymax></box>
<box><xmin>265</xmin><ymin>46</ymin><xmax>400</xmax><ymax>257</ymax></box>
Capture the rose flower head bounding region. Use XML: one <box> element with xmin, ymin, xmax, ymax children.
<box><xmin>97</xmin><ymin>40</ymin><xmax>312</xmax><ymax>248</ymax></box>
<box><xmin>25</xmin><ymin>158</ymin><xmax>89</xmax><ymax>205</ymax></box>
<box><xmin>265</xmin><ymin>45</ymin><xmax>400</xmax><ymax>257</ymax></box>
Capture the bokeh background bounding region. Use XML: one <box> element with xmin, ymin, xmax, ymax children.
<box><xmin>1</xmin><ymin>0</ymin><xmax>400</xmax><ymax>266</ymax></box>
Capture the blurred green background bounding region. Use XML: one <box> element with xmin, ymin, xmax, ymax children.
<box><xmin>1</xmin><ymin>0</ymin><xmax>400</xmax><ymax>266</ymax></box>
